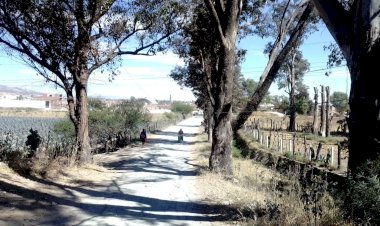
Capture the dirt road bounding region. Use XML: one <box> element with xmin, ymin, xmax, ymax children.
<box><xmin>0</xmin><ymin>116</ymin><xmax>227</xmax><ymax>226</ymax></box>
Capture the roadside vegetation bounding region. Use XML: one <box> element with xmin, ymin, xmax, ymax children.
<box><xmin>0</xmin><ymin>98</ymin><xmax>187</xmax><ymax>178</ymax></box>
<box><xmin>195</xmin><ymin>132</ymin><xmax>380</xmax><ymax>225</ymax></box>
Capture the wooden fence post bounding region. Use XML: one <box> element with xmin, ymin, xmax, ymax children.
<box><xmin>304</xmin><ymin>136</ymin><xmax>307</xmax><ymax>156</ymax></box>
<box><xmin>330</xmin><ymin>147</ymin><xmax>335</xmax><ymax>166</ymax></box>
<box><xmin>337</xmin><ymin>145</ymin><xmax>341</xmax><ymax>169</ymax></box>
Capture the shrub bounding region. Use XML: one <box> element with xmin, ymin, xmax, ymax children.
<box><xmin>232</xmin><ymin>141</ymin><xmax>243</xmax><ymax>158</ymax></box>
<box><xmin>170</xmin><ymin>101</ymin><xmax>193</xmax><ymax>116</ymax></box>
<box><xmin>345</xmin><ymin>158</ymin><xmax>380</xmax><ymax>225</ymax></box>
<box><xmin>53</xmin><ymin>119</ymin><xmax>75</xmax><ymax>139</ymax></box>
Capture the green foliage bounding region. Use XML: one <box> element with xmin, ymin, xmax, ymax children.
<box><xmin>25</xmin><ymin>128</ymin><xmax>41</xmax><ymax>152</ymax></box>
<box><xmin>170</xmin><ymin>101</ymin><xmax>193</xmax><ymax>115</ymax></box>
<box><xmin>232</xmin><ymin>140</ymin><xmax>243</xmax><ymax>158</ymax></box>
<box><xmin>88</xmin><ymin>98</ymin><xmax>107</xmax><ymax>110</ymax></box>
<box><xmin>345</xmin><ymin>158</ymin><xmax>380</xmax><ymax>225</ymax></box>
<box><xmin>273</xmin><ymin>95</ymin><xmax>289</xmax><ymax>113</ymax></box>
<box><xmin>116</xmin><ymin>100</ymin><xmax>151</xmax><ymax>135</ymax></box>
<box><xmin>88</xmin><ymin>106</ymin><xmax>121</xmax><ymax>146</ymax></box>
<box><xmin>284</xmin><ymin>152</ymin><xmax>296</xmax><ymax>160</ymax></box>
<box><xmin>163</xmin><ymin>112</ymin><xmax>181</xmax><ymax>121</ymax></box>
<box><xmin>330</xmin><ymin>91</ymin><xmax>349</xmax><ymax>114</ymax></box>
<box><xmin>233</xmin><ymin>72</ymin><xmax>259</xmax><ymax>112</ymax></box>
<box><xmin>295</xmin><ymin>96</ymin><xmax>311</xmax><ymax>115</ymax></box>
<box><xmin>53</xmin><ymin>119</ymin><xmax>75</xmax><ymax>139</ymax></box>
<box><xmin>241</xmin><ymin>78</ymin><xmax>257</xmax><ymax>97</ymax></box>
<box><xmin>232</xmin><ymin>135</ymin><xmax>250</xmax><ymax>158</ymax></box>
<box><xmin>87</xmin><ymin>98</ymin><xmax>152</xmax><ymax>148</ymax></box>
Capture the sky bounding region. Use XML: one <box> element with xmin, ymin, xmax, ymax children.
<box><xmin>0</xmin><ymin>22</ymin><xmax>350</xmax><ymax>102</ymax></box>
<box><xmin>239</xmin><ymin>24</ymin><xmax>350</xmax><ymax>98</ymax></box>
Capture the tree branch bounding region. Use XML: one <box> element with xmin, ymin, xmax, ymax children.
<box><xmin>204</xmin><ymin>0</ymin><xmax>227</xmax><ymax>46</ymax></box>
<box><xmin>233</xmin><ymin>2</ymin><xmax>314</xmax><ymax>133</ymax></box>
<box><xmin>310</xmin><ymin>0</ymin><xmax>350</xmax><ymax>55</ymax></box>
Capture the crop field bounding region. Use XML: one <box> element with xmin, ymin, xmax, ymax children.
<box><xmin>0</xmin><ymin>116</ymin><xmax>63</xmax><ymax>138</ymax></box>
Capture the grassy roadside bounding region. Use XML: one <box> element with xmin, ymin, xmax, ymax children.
<box><xmin>193</xmin><ymin>133</ymin><xmax>350</xmax><ymax>225</ymax></box>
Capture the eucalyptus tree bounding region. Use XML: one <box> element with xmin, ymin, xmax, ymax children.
<box><xmin>172</xmin><ymin>0</ymin><xmax>315</xmax><ymax>174</ymax></box>
<box><xmin>311</xmin><ymin>0</ymin><xmax>380</xmax><ymax>172</ymax></box>
<box><xmin>233</xmin><ymin>0</ymin><xmax>317</xmax><ymax>133</ymax></box>
<box><xmin>0</xmin><ymin>0</ymin><xmax>187</xmax><ymax>163</ymax></box>
<box><xmin>170</xmin><ymin>1</ymin><xmax>259</xmax><ymax>173</ymax></box>
<box><xmin>275</xmin><ymin>49</ymin><xmax>309</xmax><ymax>131</ymax></box>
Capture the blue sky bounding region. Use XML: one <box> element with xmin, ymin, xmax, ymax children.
<box><xmin>0</xmin><ymin>22</ymin><xmax>349</xmax><ymax>102</ymax></box>
<box><xmin>240</xmin><ymin>24</ymin><xmax>350</xmax><ymax>98</ymax></box>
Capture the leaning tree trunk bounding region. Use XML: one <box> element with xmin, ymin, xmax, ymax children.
<box><xmin>232</xmin><ymin>2</ymin><xmax>313</xmax><ymax>133</ymax></box>
<box><xmin>312</xmin><ymin>87</ymin><xmax>319</xmax><ymax>134</ymax></box>
<box><xmin>319</xmin><ymin>85</ymin><xmax>326</xmax><ymax>137</ymax></box>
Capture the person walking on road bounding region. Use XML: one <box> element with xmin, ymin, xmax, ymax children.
<box><xmin>178</xmin><ymin>128</ymin><xmax>184</xmax><ymax>143</ymax></box>
<box><xmin>140</xmin><ymin>129</ymin><xmax>147</xmax><ymax>145</ymax></box>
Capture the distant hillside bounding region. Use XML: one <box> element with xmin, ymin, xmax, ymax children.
<box><xmin>0</xmin><ymin>85</ymin><xmax>44</xmax><ymax>96</ymax></box>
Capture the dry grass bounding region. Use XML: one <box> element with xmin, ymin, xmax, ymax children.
<box><xmin>0</xmin><ymin>109</ymin><xmax>67</xmax><ymax>118</ymax></box>
<box><xmin>193</xmin><ymin>134</ymin><xmax>349</xmax><ymax>225</ymax></box>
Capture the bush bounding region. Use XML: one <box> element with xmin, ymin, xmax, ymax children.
<box><xmin>53</xmin><ymin>119</ymin><xmax>75</xmax><ymax>139</ymax></box>
<box><xmin>345</xmin><ymin>158</ymin><xmax>380</xmax><ymax>225</ymax></box>
<box><xmin>232</xmin><ymin>141</ymin><xmax>243</xmax><ymax>158</ymax></box>
<box><xmin>170</xmin><ymin>101</ymin><xmax>193</xmax><ymax>116</ymax></box>
<box><xmin>163</xmin><ymin>112</ymin><xmax>181</xmax><ymax>121</ymax></box>
<box><xmin>53</xmin><ymin>98</ymin><xmax>152</xmax><ymax>151</ymax></box>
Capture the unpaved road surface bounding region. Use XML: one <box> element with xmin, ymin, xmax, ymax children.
<box><xmin>1</xmin><ymin>116</ymin><xmax>228</xmax><ymax>226</ymax></box>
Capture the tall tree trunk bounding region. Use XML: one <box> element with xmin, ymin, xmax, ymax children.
<box><xmin>75</xmin><ymin>81</ymin><xmax>91</xmax><ymax>163</ymax></box>
<box><xmin>204</xmin><ymin>0</ymin><xmax>241</xmax><ymax>175</ymax></box>
<box><xmin>311</xmin><ymin>0</ymin><xmax>380</xmax><ymax>173</ymax></box>
<box><xmin>288</xmin><ymin>71</ymin><xmax>296</xmax><ymax>131</ymax></box>
<box><xmin>206</xmin><ymin>102</ymin><xmax>213</xmax><ymax>142</ymax></box>
<box><xmin>325</xmin><ymin>86</ymin><xmax>331</xmax><ymax>137</ymax></box>
<box><xmin>319</xmin><ymin>85</ymin><xmax>326</xmax><ymax>137</ymax></box>
<box><xmin>209</xmin><ymin>47</ymin><xmax>234</xmax><ymax>175</ymax></box>
<box><xmin>312</xmin><ymin>87</ymin><xmax>319</xmax><ymax>134</ymax></box>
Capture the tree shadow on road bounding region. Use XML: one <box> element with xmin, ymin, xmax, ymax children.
<box><xmin>151</xmin><ymin>130</ymin><xmax>201</xmax><ymax>137</ymax></box>
<box><xmin>0</xmin><ymin>177</ymin><xmax>236</xmax><ymax>225</ymax></box>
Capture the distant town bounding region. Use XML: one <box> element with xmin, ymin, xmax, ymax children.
<box><xmin>0</xmin><ymin>85</ymin><xmax>196</xmax><ymax>114</ymax></box>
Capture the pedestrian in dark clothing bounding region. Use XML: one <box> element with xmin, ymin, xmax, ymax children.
<box><xmin>140</xmin><ymin>129</ymin><xmax>147</xmax><ymax>145</ymax></box>
<box><xmin>178</xmin><ymin>128</ymin><xmax>184</xmax><ymax>143</ymax></box>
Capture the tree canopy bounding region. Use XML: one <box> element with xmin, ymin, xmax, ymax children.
<box><xmin>0</xmin><ymin>0</ymin><xmax>188</xmax><ymax>162</ymax></box>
